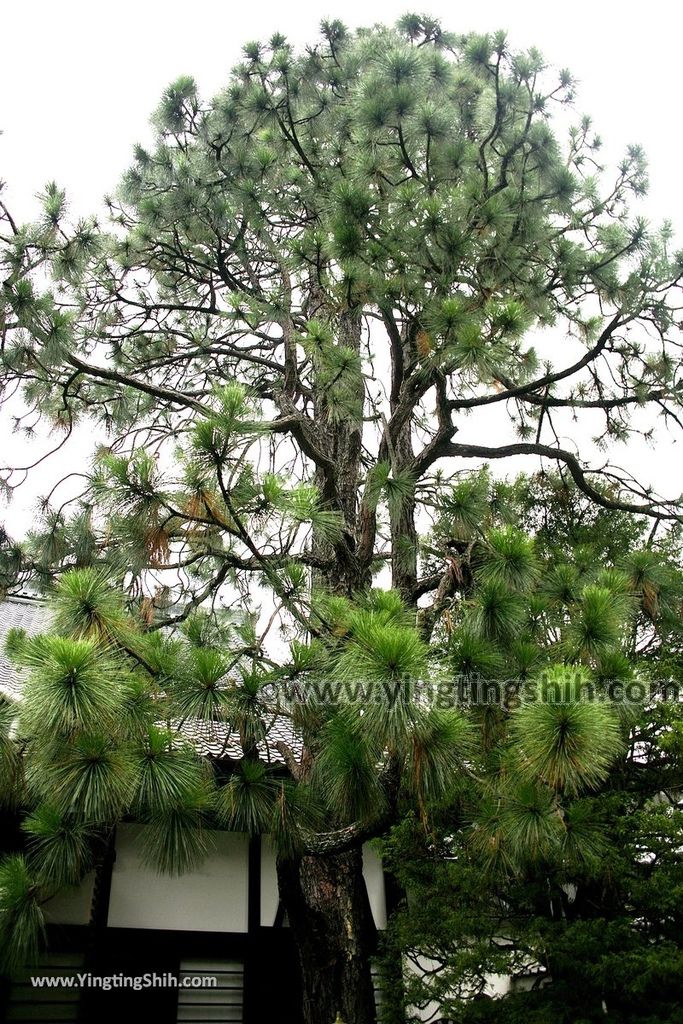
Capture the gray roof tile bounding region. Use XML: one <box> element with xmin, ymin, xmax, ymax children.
<box><xmin>0</xmin><ymin>598</ymin><xmax>302</xmax><ymax>768</ymax></box>
<box><xmin>173</xmin><ymin>716</ymin><xmax>300</xmax><ymax>766</ymax></box>
<box><xmin>0</xmin><ymin>597</ymin><xmax>51</xmax><ymax>702</ymax></box>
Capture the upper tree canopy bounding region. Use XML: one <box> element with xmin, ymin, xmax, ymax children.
<box><xmin>1</xmin><ymin>12</ymin><xmax>682</xmax><ymax>602</ymax></box>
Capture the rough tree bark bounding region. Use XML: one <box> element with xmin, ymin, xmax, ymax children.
<box><xmin>383</xmin><ymin>312</ymin><xmax>419</xmax><ymax>605</ymax></box>
<box><xmin>277</xmin><ymin>849</ymin><xmax>378</xmax><ymax>1024</ymax></box>
<box><xmin>389</xmin><ymin>420</ymin><xmax>418</xmax><ymax>604</ymax></box>
<box><xmin>309</xmin><ymin>305</ymin><xmax>369</xmax><ymax>595</ymax></box>
<box><xmin>279</xmin><ymin>304</ymin><xmax>379</xmax><ymax>1023</ymax></box>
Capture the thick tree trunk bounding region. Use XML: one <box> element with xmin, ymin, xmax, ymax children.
<box><xmin>311</xmin><ymin>306</ymin><xmax>369</xmax><ymax>595</ymax></box>
<box><xmin>382</xmin><ymin>315</ymin><xmax>419</xmax><ymax>606</ymax></box>
<box><xmin>277</xmin><ymin>848</ymin><xmax>378</xmax><ymax>1024</ymax></box>
<box><xmin>285</xmin><ymin>302</ymin><xmax>378</xmax><ymax>1021</ymax></box>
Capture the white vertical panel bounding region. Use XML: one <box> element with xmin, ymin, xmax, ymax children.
<box><xmin>42</xmin><ymin>872</ymin><xmax>95</xmax><ymax>925</ymax></box>
<box><xmin>362</xmin><ymin>842</ymin><xmax>387</xmax><ymax>929</ymax></box>
<box><xmin>259</xmin><ymin>836</ymin><xmax>279</xmax><ymax>927</ymax></box>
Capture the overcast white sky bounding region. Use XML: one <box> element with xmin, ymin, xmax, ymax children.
<box><xmin>2</xmin><ymin>0</ymin><xmax>683</xmax><ymax>539</ymax></box>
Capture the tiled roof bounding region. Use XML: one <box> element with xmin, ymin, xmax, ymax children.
<box><xmin>174</xmin><ymin>716</ymin><xmax>300</xmax><ymax>766</ymax></box>
<box><xmin>0</xmin><ymin>598</ymin><xmax>300</xmax><ymax>768</ymax></box>
<box><xmin>0</xmin><ymin>596</ymin><xmax>51</xmax><ymax>702</ymax></box>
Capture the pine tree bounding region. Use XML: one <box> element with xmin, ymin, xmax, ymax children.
<box><xmin>377</xmin><ymin>474</ymin><xmax>683</xmax><ymax>1023</ymax></box>
<box><xmin>1</xmin><ymin>14</ymin><xmax>683</xmax><ymax>1023</ymax></box>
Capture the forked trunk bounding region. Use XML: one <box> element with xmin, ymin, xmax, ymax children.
<box><xmin>277</xmin><ymin>848</ymin><xmax>378</xmax><ymax>1024</ymax></box>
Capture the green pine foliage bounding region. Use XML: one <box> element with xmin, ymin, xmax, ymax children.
<box><xmin>1</xmin><ymin>13</ymin><xmax>683</xmax><ymax>1020</ymax></box>
<box><xmin>376</xmin><ymin>475</ymin><xmax>683</xmax><ymax>1024</ymax></box>
<box><xmin>0</xmin><ymin>856</ymin><xmax>46</xmax><ymax>975</ymax></box>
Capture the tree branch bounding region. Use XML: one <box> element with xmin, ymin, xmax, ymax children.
<box><xmin>445</xmin><ymin>441</ymin><xmax>682</xmax><ymax>520</ymax></box>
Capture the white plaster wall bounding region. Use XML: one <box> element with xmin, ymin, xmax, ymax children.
<box><xmin>107</xmin><ymin>824</ymin><xmax>249</xmax><ymax>932</ymax></box>
<box><xmin>486</xmin><ymin>973</ymin><xmax>512</xmax><ymax>996</ymax></box>
<box><xmin>43</xmin><ymin>872</ymin><xmax>95</xmax><ymax>925</ymax></box>
<box><xmin>106</xmin><ymin>827</ymin><xmax>386</xmax><ymax>933</ymax></box>
<box><xmin>406</xmin><ymin>954</ymin><xmax>443</xmax><ymax>1022</ymax></box>
<box><xmin>406</xmin><ymin>955</ymin><xmax>512</xmax><ymax>1020</ymax></box>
